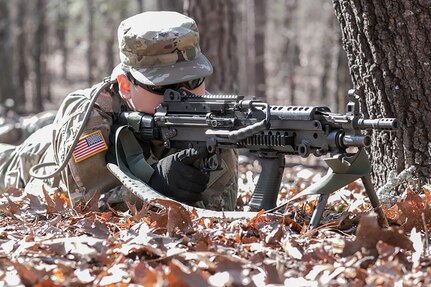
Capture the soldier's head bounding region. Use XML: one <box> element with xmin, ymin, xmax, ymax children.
<box><xmin>113</xmin><ymin>11</ymin><xmax>212</xmax><ymax>114</ymax></box>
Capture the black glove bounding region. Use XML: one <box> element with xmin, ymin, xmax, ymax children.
<box><xmin>149</xmin><ymin>148</ymin><xmax>210</xmax><ymax>202</ymax></box>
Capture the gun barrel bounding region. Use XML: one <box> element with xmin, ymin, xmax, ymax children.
<box><xmin>355</xmin><ymin>118</ymin><xmax>398</xmax><ymax>130</ymax></box>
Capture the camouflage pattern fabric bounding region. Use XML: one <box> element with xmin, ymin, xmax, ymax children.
<box><xmin>0</xmin><ymin>11</ymin><xmax>237</xmax><ymax>210</ymax></box>
<box><xmin>0</xmin><ymin>111</ymin><xmax>56</xmax><ymax>145</ymax></box>
<box><xmin>50</xmin><ymin>85</ymin><xmax>121</xmax><ymax>206</ymax></box>
<box><xmin>0</xmin><ymin>85</ymin><xmax>120</xmax><ymax>204</ymax></box>
<box><xmin>0</xmin><ymin>83</ymin><xmax>238</xmax><ymax>211</ymax></box>
<box><xmin>0</xmin><ymin>125</ymin><xmax>53</xmax><ymax>191</ymax></box>
<box><xmin>118</xmin><ymin>11</ymin><xmax>213</xmax><ymax>86</ymax></box>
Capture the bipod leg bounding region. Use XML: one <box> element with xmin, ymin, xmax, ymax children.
<box><xmin>361</xmin><ymin>174</ymin><xmax>389</xmax><ymax>228</ymax></box>
<box><xmin>309</xmin><ymin>194</ymin><xmax>329</xmax><ymax>229</ymax></box>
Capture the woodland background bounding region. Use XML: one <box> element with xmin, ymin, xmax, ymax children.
<box><xmin>2</xmin><ymin>0</ymin><xmax>429</xmax><ymax>189</ymax></box>
<box><xmin>1</xmin><ymin>1</ymin><xmax>431</xmax><ymax>285</ymax></box>
<box><xmin>0</xmin><ymin>0</ymin><xmax>351</xmax><ymax>115</ymax></box>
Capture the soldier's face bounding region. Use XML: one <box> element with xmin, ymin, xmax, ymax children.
<box><xmin>120</xmin><ymin>77</ymin><xmax>205</xmax><ymax>114</ymax></box>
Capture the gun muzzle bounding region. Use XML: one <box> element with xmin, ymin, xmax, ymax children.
<box><xmin>354</xmin><ymin>118</ymin><xmax>398</xmax><ymax>130</ymax></box>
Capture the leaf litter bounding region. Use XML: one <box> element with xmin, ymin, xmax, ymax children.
<box><xmin>0</xmin><ymin>157</ymin><xmax>430</xmax><ymax>286</ymax></box>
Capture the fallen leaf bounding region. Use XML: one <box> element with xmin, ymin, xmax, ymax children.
<box><xmin>11</xmin><ymin>261</ymin><xmax>41</xmax><ymax>286</ymax></box>
<box><xmin>76</xmin><ymin>216</ymin><xmax>110</xmax><ymax>239</ymax></box>
<box><xmin>383</xmin><ymin>204</ymin><xmax>405</xmax><ymax>225</ymax></box>
<box><xmin>27</xmin><ymin>193</ymin><xmax>47</xmax><ymax>214</ymax></box>
<box><xmin>397</xmin><ymin>190</ymin><xmax>431</xmax><ymax>231</ymax></box>
<box><xmin>341</xmin><ymin>214</ymin><xmax>413</xmax><ymax>257</ymax></box>
<box><xmin>42</xmin><ymin>185</ymin><xmax>58</xmax><ymax>214</ymax></box>
<box><xmin>165</xmin><ymin>260</ymin><xmax>208</xmax><ymax>287</ymax></box>
<box><xmin>282</xmin><ymin>233</ymin><xmax>303</xmax><ymax>259</ymax></box>
<box><xmin>166</xmin><ymin>205</ymin><xmax>193</xmax><ymax>236</ymax></box>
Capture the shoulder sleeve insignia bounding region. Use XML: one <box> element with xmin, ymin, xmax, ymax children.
<box><xmin>72</xmin><ymin>130</ymin><xmax>108</xmax><ymax>163</ymax></box>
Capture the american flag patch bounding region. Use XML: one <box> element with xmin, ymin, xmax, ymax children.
<box><xmin>72</xmin><ymin>130</ymin><xmax>108</xmax><ymax>163</ymax></box>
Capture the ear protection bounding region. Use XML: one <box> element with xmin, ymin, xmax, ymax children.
<box><xmin>117</xmin><ymin>74</ymin><xmax>131</xmax><ymax>92</ymax></box>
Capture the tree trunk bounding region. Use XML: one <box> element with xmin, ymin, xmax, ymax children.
<box><xmin>158</xmin><ymin>0</ymin><xmax>184</xmax><ymax>12</ymax></box>
<box><xmin>32</xmin><ymin>0</ymin><xmax>46</xmax><ymax>113</ymax></box>
<box><xmin>282</xmin><ymin>0</ymin><xmax>299</xmax><ymax>105</ymax></box>
<box><xmin>0</xmin><ymin>1</ymin><xmax>13</xmax><ymax>107</ymax></box>
<box><xmin>254</xmin><ymin>0</ymin><xmax>267</xmax><ymax>101</ymax></box>
<box><xmin>320</xmin><ymin>17</ymin><xmax>333</xmax><ymax>103</ymax></box>
<box><xmin>333</xmin><ymin>0</ymin><xmax>431</xmax><ymax>187</ymax></box>
<box><xmin>16</xmin><ymin>0</ymin><xmax>28</xmax><ymax>113</ymax></box>
<box><xmin>335</xmin><ymin>28</ymin><xmax>351</xmax><ymax>113</ymax></box>
<box><xmin>56</xmin><ymin>0</ymin><xmax>69</xmax><ymax>80</ymax></box>
<box><xmin>87</xmin><ymin>0</ymin><xmax>96</xmax><ymax>85</ymax></box>
<box><xmin>184</xmin><ymin>0</ymin><xmax>240</xmax><ymax>94</ymax></box>
<box><xmin>136</xmin><ymin>0</ymin><xmax>144</xmax><ymax>12</ymax></box>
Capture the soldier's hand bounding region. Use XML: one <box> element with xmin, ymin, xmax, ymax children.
<box><xmin>149</xmin><ymin>148</ymin><xmax>209</xmax><ymax>202</ymax></box>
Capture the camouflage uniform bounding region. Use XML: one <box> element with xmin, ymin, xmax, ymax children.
<box><xmin>0</xmin><ymin>11</ymin><xmax>238</xmax><ymax>211</ymax></box>
<box><xmin>0</xmin><ymin>111</ymin><xmax>56</xmax><ymax>145</ymax></box>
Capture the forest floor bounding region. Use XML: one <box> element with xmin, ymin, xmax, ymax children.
<box><xmin>0</xmin><ymin>155</ymin><xmax>431</xmax><ymax>286</ymax></box>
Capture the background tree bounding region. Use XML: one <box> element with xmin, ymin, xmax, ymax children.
<box><xmin>158</xmin><ymin>0</ymin><xmax>184</xmax><ymax>12</ymax></box>
<box><xmin>87</xmin><ymin>0</ymin><xmax>96</xmax><ymax>85</ymax></box>
<box><xmin>0</xmin><ymin>1</ymin><xmax>13</xmax><ymax>109</ymax></box>
<box><xmin>56</xmin><ymin>0</ymin><xmax>69</xmax><ymax>80</ymax></box>
<box><xmin>253</xmin><ymin>1</ymin><xmax>267</xmax><ymax>101</ymax></box>
<box><xmin>0</xmin><ymin>0</ymin><xmax>350</xmax><ymax>125</ymax></box>
<box><xmin>33</xmin><ymin>0</ymin><xmax>48</xmax><ymax>113</ymax></box>
<box><xmin>333</xmin><ymin>0</ymin><xmax>431</xmax><ymax>187</ymax></box>
<box><xmin>281</xmin><ymin>0</ymin><xmax>300</xmax><ymax>105</ymax></box>
<box><xmin>185</xmin><ymin>0</ymin><xmax>240</xmax><ymax>94</ymax></box>
<box><xmin>242</xmin><ymin>0</ymin><xmax>267</xmax><ymax>100</ymax></box>
<box><xmin>334</xmin><ymin>26</ymin><xmax>352</xmax><ymax>113</ymax></box>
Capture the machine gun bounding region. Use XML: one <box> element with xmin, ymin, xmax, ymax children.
<box><xmin>118</xmin><ymin>89</ymin><xmax>397</xmax><ymax>227</ymax></box>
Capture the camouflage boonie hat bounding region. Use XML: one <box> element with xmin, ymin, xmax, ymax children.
<box><xmin>118</xmin><ymin>11</ymin><xmax>213</xmax><ymax>86</ymax></box>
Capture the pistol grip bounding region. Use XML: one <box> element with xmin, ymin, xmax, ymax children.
<box><xmin>249</xmin><ymin>154</ymin><xmax>285</xmax><ymax>210</ymax></box>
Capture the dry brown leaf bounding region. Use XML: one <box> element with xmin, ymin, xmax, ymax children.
<box><xmin>7</xmin><ymin>197</ymin><xmax>22</xmax><ymax>214</ymax></box>
<box><xmin>53</xmin><ymin>192</ymin><xmax>69</xmax><ymax>212</ymax></box>
<box><xmin>165</xmin><ymin>260</ymin><xmax>208</xmax><ymax>287</ymax></box>
<box><xmin>76</xmin><ymin>216</ymin><xmax>110</xmax><ymax>239</ymax></box>
<box><xmin>383</xmin><ymin>204</ymin><xmax>405</xmax><ymax>225</ymax></box>
<box><xmin>11</xmin><ymin>260</ymin><xmax>42</xmax><ymax>286</ymax></box>
<box><xmin>397</xmin><ymin>190</ymin><xmax>431</xmax><ymax>231</ymax></box>
<box><xmin>248</xmin><ymin>209</ymin><xmax>266</xmax><ymax>228</ymax></box>
<box><xmin>342</xmin><ymin>214</ymin><xmax>413</xmax><ymax>257</ymax></box>
<box><xmin>422</xmin><ymin>185</ymin><xmax>431</xmax><ymax>203</ymax></box>
<box><xmin>166</xmin><ymin>205</ymin><xmax>193</xmax><ymax>236</ymax></box>
<box><xmin>27</xmin><ymin>193</ymin><xmax>47</xmax><ymax>214</ymax></box>
<box><xmin>41</xmin><ymin>185</ymin><xmax>58</xmax><ymax>214</ymax></box>
<box><xmin>265</xmin><ymin>224</ymin><xmax>284</xmax><ymax>245</ymax></box>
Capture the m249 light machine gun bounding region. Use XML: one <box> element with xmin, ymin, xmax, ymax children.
<box><xmin>118</xmin><ymin>89</ymin><xmax>397</xmax><ymax>228</ymax></box>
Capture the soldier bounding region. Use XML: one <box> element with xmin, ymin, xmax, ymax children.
<box><xmin>0</xmin><ymin>11</ymin><xmax>238</xmax><ymax>211</ymax></box>
<box><xmin>0</xmin><ymin>109</ymin><xmax>56</xmax><ymax>145</ymax></box>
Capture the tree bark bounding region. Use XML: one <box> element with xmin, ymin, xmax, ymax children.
<box><xmin>136</xmin><ymin>0</ymin><xmax>144</xmax><ymax>12</ymax></box>
<box><xmin>184</xmin><ymin>0</ymin><xmax>240</xmax><ymax>94</ymax></box>
<box><xmin>282</xmin><ymin>0</ymin><xmax>299</xmax><ymax>105</ymax></box>
<box><xmin>0</xmin><ymin>1</ymin><xmax>13</xmax><ymax>107</ymax></box>
<box><xmin>87</xmin><ymin>0</ymin><xmax>96</xmax><ymax>85</ymax></box>
<box><xmin>16</xmin><ymin>0</ymin><xmax>28</xmax><ymax>113</ymax></box>
<box><xmin>245</xmin><ymin>0</ymin><xmax>256</xmax><ymax>98</ymax></box>
<box><xmin>158</xmin><ymin>0</ymin><xmax>184</xmax><ymax>12</ymax></box>
<box><xmin>32</xmin><ymin>0</ymin><xmax>47</xmax><ymax>112</ymax></box>
<box><xmin>333</xmin><ymin>0</ymin><xmax>431</xmax><ymax>187</ymax></box>
<box><xmin>335</xmin><ymin>27</ymin><xmax>352</xmax><ymax>113</ymax></box>
<box><xmin>254</xmin><ymin>0</ymin><xmax>267</xmax><ymax>101</ymax></box>
<box><xmin>56</xmin><ymin>0</ymin><xmax>69</xmax><ymax>80</ymax></box>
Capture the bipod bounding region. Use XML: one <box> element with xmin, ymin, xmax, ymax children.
<box><xmin>295</xmin><ymin>148</ymin><xmax>389</xmax><ymax>229</ymax></box>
